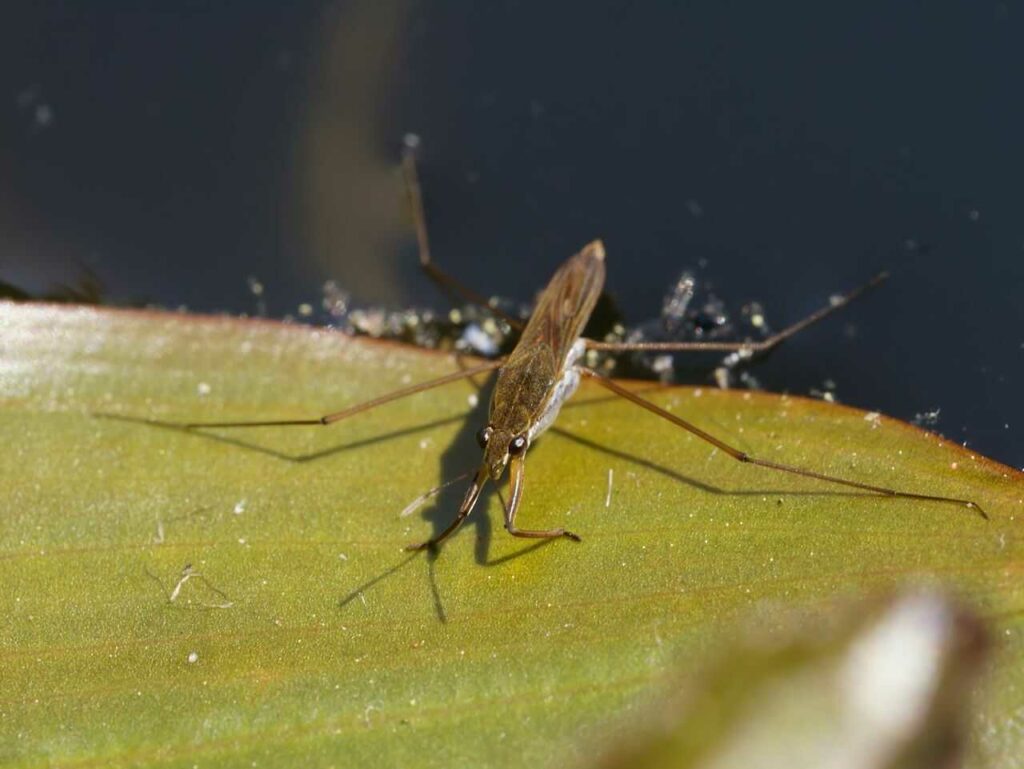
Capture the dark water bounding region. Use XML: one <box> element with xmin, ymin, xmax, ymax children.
<box><xmin>1</xmin><ymin>1</ymin><xmax>1021</xmax><ymax>469</ymax></box>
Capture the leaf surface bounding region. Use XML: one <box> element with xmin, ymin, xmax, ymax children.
<box><xmin>1</xmin><ymin>303</ymin><xmax>1022</xmax><ymax>768</ymax></box>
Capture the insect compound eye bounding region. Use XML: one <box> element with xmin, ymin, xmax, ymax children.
<box><xmin>476</xmin><ymin>426</ymin><xmax>493</xmax><ymax>449</ymax></box>
<box><xmin>507</xmin><ymin>435</ymin><xmax>528</xmax><ymax>456</ymax></box>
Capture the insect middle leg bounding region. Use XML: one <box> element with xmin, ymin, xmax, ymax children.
<box><xmin>578</xmin><ymin>367</ymin><xmax>985</xmax><ymax>517</ymax></box>
<box><xmin>184</xmin><ymin>359</ymin><xmax>502</xmax><ymax>430</ymax></box>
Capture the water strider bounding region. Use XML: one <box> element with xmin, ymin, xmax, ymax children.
<box><xmin>186</xmin><ymin>146</ymin><xmax>985</xmax><ymax>550</ymax></box>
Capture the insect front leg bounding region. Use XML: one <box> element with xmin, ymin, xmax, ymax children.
<box><xmin>503</xmin><ymin>455</ymin><xmax>581</xmax><ymax>542</ymax></box>
<box><xmin>405</xmin><ymin>467</ymin><xmax>490</xmax><ymax>551</ymax></box>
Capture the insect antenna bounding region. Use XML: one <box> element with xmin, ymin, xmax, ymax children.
<box><xmin>399</xmin><ymin>471</ymin><xmax>474</xmax><ymax>518</ymax></box>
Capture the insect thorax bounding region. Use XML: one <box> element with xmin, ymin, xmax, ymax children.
<box><xmin>528</xmin><ymin>338</ymin><xmax>586</xmax><ymax>442</ymax></box>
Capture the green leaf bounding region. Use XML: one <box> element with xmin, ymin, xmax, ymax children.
<box><xmin>2</xmin><ymin>303</ymin><xmax>1022</xmax><ymax>768</ymax></box>
<box><xmin>594</xmin><ymin>590</ymin><xmax>989</xmax><ymax>769</ymax></box>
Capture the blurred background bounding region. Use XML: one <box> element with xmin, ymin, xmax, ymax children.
<box><xmin>0</xmin><ymin>1</ymin><xmax>1020</xmax><ymax>468</ymax></box>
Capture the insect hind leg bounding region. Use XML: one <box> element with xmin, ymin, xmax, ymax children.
<box><xmin>401</xmin><ymin>139</ymin><xmax>523</xmax><ymax>330</ymax></box>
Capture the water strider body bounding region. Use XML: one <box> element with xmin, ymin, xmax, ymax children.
<box><xmin>453</xmin><ymin>241</ymin><xmax>603</xmax><ymax>546</ymax></box>
<box><xmin>186</xmin><ymin>147</ymin><xmax>984</xmax><ymax>551</ymax></box>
